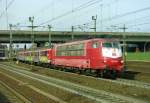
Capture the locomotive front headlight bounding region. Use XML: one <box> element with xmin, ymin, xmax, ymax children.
<box><xmin>121</xmin><ymin>60</ymin><xmax>124</xmax><ymax>63</ymax></box>
<box><xmin>104</xmin><ymin>60</ymin><xmax>106</xmax><ymax>63</ymax></box>
<box><xmin>103</xmin><ymin>57</ymin><xmax>107</xmax><ymax>63</ymax></box>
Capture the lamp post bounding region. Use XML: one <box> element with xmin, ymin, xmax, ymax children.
<box><xmin>119</xmin><ymin>24</ymin><xmax>128</xmax><ymax>69</ymax></box>
<box><xmin>90</xmin><ymin>15</ymin><xmax>97</xmax><ymax>38</ymax></box>
<box><xmin>9</xmin><ymin>24</ymin><xmax>13</xmax><ymax>60</ymax></box>
<box><xmin>71</xmin><ymin>26</ymin><xmax>74</xmax><ymax>41</ymax></box>
<box><xmin>48</xmin><ymin>25</ymin><xmax>52</xmax><ymax>48</ymax></box>
<box><xmin>92</xmin><ymin>15</ymin><xmax>97</xmax><ymax>32</ymax></box>
<box><xmin>29</xmin><ymin>16</ymin><xmax>34</xmax><ymax>46</ymax></box>
<box><xmin>29</xmin><ymin>16</ymin><xmax>34</xmax><ymax>67</ymax></box>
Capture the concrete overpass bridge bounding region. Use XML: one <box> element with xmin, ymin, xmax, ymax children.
<box><xmin>0</xmin><ymin>30</ymin><xmax>150</xmax><ymax>43</ymax></box>
<box><xmin>0</xmin><ymin>30</ymin><xmax>150</xmax><ymax>51</ymax></box>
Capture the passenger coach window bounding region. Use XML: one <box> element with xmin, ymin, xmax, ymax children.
<box><xmin>56</xmin><ymin>43</ymin><xmax>84</xmax><ymax>56</ymax></box>
<box><xmin>41</xmin><ymin>51</ymin><xmax>47</xmax><ymax>56</ymax></box>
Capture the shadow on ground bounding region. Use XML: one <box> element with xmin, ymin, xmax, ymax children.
<box><xmin>119</xmin><ymin>71</ymin><xmax>140</xmax><ymax>80</ymax></box>
<box><xmin>0</xmin><ymin>92</ymin><xmax>10</xmax><ymax>103</ymax></box>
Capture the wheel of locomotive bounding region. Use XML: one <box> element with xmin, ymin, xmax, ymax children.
<box><xmin>60</xmin><ymin>67</ymin><xmax>64</xmax><ymax>71</ymax></box>
<box><xmin>50</xmin><ymin>65</ymin><xmax>55</xmax><ymax>69</ymax></box>
<box><xmin>100</xmin><ymin>70</ymin><xmax>104</xmax><ymax>78</ymax></box>
<box><xmin>77</xmin><ymin>69</ymin><xmax>82</xmax><ymax>74</ymax></box>
<box><xmin>85</xmin><ymin>69</ymin><xmax>91</xmax><ymax>76</ymax></box>
<box><xmin>110</xmin><ymin>70</ymin><xmax>117</xmax><ymax>79</ymax></box>
<box><xmin>96</xmin><ymin>70</ymin><xmax>104</xmax><ymax>78</ymax></box>
<box><xmin>72</xmin><ymin>67</ymin><xmax>76</xmax><ymax>73</ymax></box>
<box><xmin>101</xmin><ymin>69</ymin><xmax>110</xmax><ymax>78</ymax></box>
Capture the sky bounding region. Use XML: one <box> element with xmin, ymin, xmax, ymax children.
<box><xmin>0</xmin><ymin>0</ymin><xmax>150</xmax><ymax>32</ymax></box>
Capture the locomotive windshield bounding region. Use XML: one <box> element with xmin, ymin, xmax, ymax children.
<box><xmin>102</xmin><ymin>42</ymin><xmax>112</xmax><ymax>48</ymax></box>
<box><xmin>102</xmin><ymin>42</ymin><xmax>120</xmax><ymax>49</ymax></box>
<box><xmin>102</xmin><ymin>42</ymin><xmax>122</xmax><ymax>58</ymax></box>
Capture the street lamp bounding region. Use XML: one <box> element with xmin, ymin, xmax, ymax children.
<box><xmin>29</xmin><ymin>16</ymin><xmax>34</xmax><ymax>67</ymax></box>
<box><xmin>90</xmin><ymin>15</ymin><xmax>97</xmax><ymax>38</ymax></box>
<box><xmin>119</xmin><ymin>24</ymin><xmax>128</xmax><ymax>70</ymax></box>
<box><xmin>92</xmin><ymin>15</ymin><xmax>97</xmax><ymax>32</ymax></box>
<box><xmin>71</xmin><ymin>26</ymin><xmax>74</xmax><ymax>41</ymax></box>
<box><xmin>29</xmin><ymin>16</ymin><xmax>34</xmax><ymax>46</ymax></box>
<box><xmin>9</xmin><ymin>24</ymin><xmax>13</xmax><ymax>60</ymax></box>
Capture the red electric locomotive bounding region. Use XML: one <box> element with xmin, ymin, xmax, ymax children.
<box><xmin>51</xmin><ymin>38</ymin><xmax>124</xmax><ymax>78</ymax></box>
<box><xmin>17</xmin><ymin>38</ymin><xmax>124</xmax><ymax>78</ymax></box>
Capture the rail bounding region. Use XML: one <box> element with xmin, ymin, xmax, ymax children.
<box><xmin>0</xmin><ymin>63</ymin><xmax>147</xmax><ymax>103</ymax></box>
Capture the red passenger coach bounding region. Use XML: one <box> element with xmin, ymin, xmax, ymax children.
<box><xmin>51</xmin><ymin>39</ymin><xmax>124</xmax><ymax>78</ymax></box>
<box><xmin>47</xmin><ymin>49</ymin><xmax>53</xmax><ymax>63</ymax></box>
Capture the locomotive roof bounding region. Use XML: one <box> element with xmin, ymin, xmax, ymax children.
<box><xmin>18</xmin><ymin>48</ymin><xmax>51</xmax><ymax>53</ymax></box>
<box><xmin>18</xmin><ymin>38</ymin><xmax>118</xmax><ymax>53</ymax></box>
<box><xmin>55</xmin><ymin>38</ymin><xmax>119</xmax><ymax>46</ymax></box>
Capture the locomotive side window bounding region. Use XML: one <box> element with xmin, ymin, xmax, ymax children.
<box><xmin>56</xmin><ymin>43</ymin><xmax>84</xmax><ymax>56</ymax></box>
<box><xmin>113</xmin><ymin>42</ymin><xmax>120</xmax><ymax>48</ymax></box>
<box><xmin>103</xmin><ymin>42</ymin><xmax>120</xmax><ymax>48</ymax></box>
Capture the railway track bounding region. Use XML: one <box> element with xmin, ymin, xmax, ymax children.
<box><xmin>0</xmin><ymin>64</ymin><xmax>71</xmax><ymax>103</ymax></box>
<box><xmin>0</xmin><ymin>81</ymin><xmax>32</xmax><ymax>103</ymax></box>
<box><xmin>3</xmin><ymin>62</ymin><xmax>150</xmax><ymax>90</ymax></box>
<box><xmin>126</xmin><ymin>60</ymin><xmax>150</xmax><ymax>74</ymax></box>
<box><xmin>98</xmin><ymin>78</ymin><xmax>150</xmax><ymax>90</ymax></box>
<box><xmin>0</xmin><ymin>71</ymin><xmax>67</xmax><ymax>103</ymax></box>
<box><xmin>0</xmin><ymin>63</ymin><xmax>147</xmax><ymax>103</ymax></box>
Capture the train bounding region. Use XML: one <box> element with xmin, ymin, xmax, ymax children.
<box><xmin>0</xmin><ymin>44</ymin><xmax>8</xmax><ymax>60</ymax></box>
<box><xmin>17</xmin><ymin>38</ymin><xmax>124</xmax><ymax>78</ymax></box>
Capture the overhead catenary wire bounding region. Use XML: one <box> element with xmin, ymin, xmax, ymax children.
<box><xmin>38</xmin><ymin>0</ymin><xmax>103</xmax><ymax>26</ymax></box>
<box><xmin>112</xmin><ymin>15</ymin><xmax>150</xmax><ymax>27</ymax></box>
<box><xmin>2</xmin><ymin>0</ymin><xmax>150</xmax><ymax>32</ymax></box>
<box><xmin>54</xmin><ymin>1</ymin><xmax>101</xmax><ymax>30</ymax></box>
<box><xmin>104</xmin><ymin>15</ymin><xmax>150</xmax><ymax>31</ymax></box>
<box><xmin>11</xmin><ymin>0</ymin><xmax>120</xmax><ymax>31</ymax></box>
<box><xmin>0</xmin><ymin>0</ymin><xmax>15</xmax><ymax>19</ymax></box>
<box><xmin>6</xmin><ymin>0</ymin><xmax>15</xmax><ymax>10</ymax></box>
<box><xmin>103</xmin><ymin>20</ymin><xmax>150</xmax><ymax>32</ymax></box>
<box><xmin>17</xmin><ymin>0</ymin><xmax>101</xmax><ymax>28</ymax></box>
<box><xmin>19</xmin><ymin>1</ymin><xmax>54</xmax><ymax>25</ymax></box>
<box><xmin>97</xmin><ymin>6</ymin><xmax>150</xmax><ymax>25</ymax></box>
<box><xmin>82</xmin><ymin>6</ymin><xmax>150</xmax><ymax>31</ymax></box>
<box><xmin>128</xmin><ymin>21</ymin><xmax>150</xmax><ymax>28</ymax></box>
<box><xmin>39</xmin><ymin>0</ymin><xmax>101</xmax><ymax>25</ymax></box>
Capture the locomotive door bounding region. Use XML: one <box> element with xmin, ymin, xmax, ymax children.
<box><xmin>89</xmin><ymin>41</ymin><xmax>101</xmax><ymax>69</ymax></box>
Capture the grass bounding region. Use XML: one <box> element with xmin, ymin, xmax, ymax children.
<box><xmin>126</xmin><ymin>52</ymin><xmax>150</xmax><ymax>61</ymax></box>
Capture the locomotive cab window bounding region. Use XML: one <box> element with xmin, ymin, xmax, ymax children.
<box><xmin>92</xmin><ymin>42</ymin><xmax>99</xmax><ymax>48</ymax></box>
<box><xmin>103</xmin><ymin>42</ymin><xmax>120</xmax><ymax>48</ymax></box>
<box><xmin>113</xmin><ymin>42</ymin><xmax>120</xmax><ymax>48</ymax></box>
<box><xmin>102</xmin><ymin>42</ymin><xmax>112</xmax><ymax>48</ymax></box>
